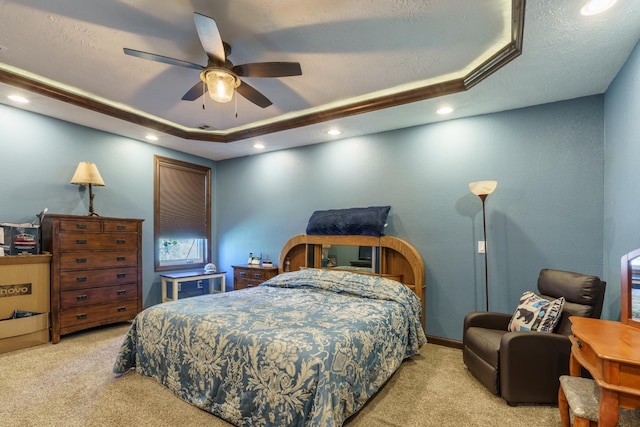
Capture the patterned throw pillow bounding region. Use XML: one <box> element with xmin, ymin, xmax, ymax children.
<box><xmin>508</xmin><ymin>291</ymin><xmax>565</xmax><ymax>333</ymax></box>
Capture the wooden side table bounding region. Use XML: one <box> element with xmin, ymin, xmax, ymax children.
<box><xmin>569</xmin><ymin>316</ymin><xmax>640</xmax><ymax>427</ymax></box>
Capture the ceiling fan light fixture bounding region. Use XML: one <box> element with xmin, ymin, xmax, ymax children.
<box><xmin>202</xmin><ymin>69</ymin><xmax>240</xmax><ymax>103</ymax></box>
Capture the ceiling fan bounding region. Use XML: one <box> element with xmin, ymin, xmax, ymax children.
<box><xmin>123</xmin><ymin>12</ymin><xmax>302</xmax><ymax>108</ymax></box>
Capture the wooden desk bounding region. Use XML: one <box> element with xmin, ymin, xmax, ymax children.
<box><xmin>569</xmin><ymin>317</ymin><xmax>640</xmax><ymax>427</ymax></box>
<box><xmin>160</xmin><ymin>270</ymin><xmax>226</xmax><ymax>302</ymax></box>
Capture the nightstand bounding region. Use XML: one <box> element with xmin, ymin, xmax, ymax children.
<box><xmin>232</xmin><ymin>265</ymin><xmax>278</xmax><ymax>290</ymax></box>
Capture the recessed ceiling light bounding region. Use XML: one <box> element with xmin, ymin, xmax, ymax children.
<box><xmin>437</xmin><ymin>106</ymin><xmax>453</xmax><ymax>115</ymax></box>
<box><xmin>581</xmin><ymin>0</ymin><xmax>617</xmax><ymax>16</ymax></box>
<box><xmin>328</xmin><ymin>129</ymin><xmax>341</xmax><ymax>136</ymax></box>
<box><xmin>145</xmin><ymin>134</ymin><xmax>158</xmax><ymax>141</ymax></box>
<box><xmin>254</xmin><ymin>142</ymin><xmax>265</xmax><ymax>149</ymax></box>
<box><xmin>8</xmin><ymin>95</ymin><xmax>29</xmax><ymax>104</ymax></box>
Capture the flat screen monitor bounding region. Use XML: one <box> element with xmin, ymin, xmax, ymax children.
<box><xmin>358</xmin><ymin>246</ymin><xmax>372</xmax><ymax>261</ymax></box>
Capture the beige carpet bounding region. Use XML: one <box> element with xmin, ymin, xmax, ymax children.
<box><xmin>0</xmin><ymin>323</ymin><xmax>561</xmax><ymax>426</ymax></box>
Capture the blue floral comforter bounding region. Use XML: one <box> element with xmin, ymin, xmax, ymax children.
<box><xmin>113</xmin><ymin>268</ymin><xmax>427</xmax><ymax>426</ymax></box>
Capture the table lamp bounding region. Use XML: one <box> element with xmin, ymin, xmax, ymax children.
<box><xmin>71</xmin><ymin>162</ymin><xmax>105</xmax><ymax>216</ymax></box>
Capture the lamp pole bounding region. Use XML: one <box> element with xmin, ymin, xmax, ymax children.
<box><xmin>479</xmin><ymin>194</ymin><xmax>489</xmax><ymax>311</ymax></box>
<box><xmin>88</xmin><ymin>183</ymin><xmax>98</xmax><ymax>216</ymax></box>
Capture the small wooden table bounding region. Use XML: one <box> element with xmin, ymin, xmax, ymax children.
<box><xmin>569</xmin><ymin>317</ymin><xmax>640</xmax><ymax>427</ymax></box>
<box><xmin>160</xmin><ymin>270</ymin><xmax>226</xmax><ymax>302</ymax></box>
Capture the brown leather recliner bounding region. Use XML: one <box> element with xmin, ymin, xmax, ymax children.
<box><xmin>462</xmin><ymin>269</ymin><xmax>606</xmax><ymax>405</ymax></box>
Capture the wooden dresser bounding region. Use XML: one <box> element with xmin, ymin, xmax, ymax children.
<box><xmin>232</xmin><ymin>265</ymin><xmax>278</xmax><ymax>290</ymax></box>
<box><xmin>41</xmin><ymin>214</ymin><xmax>143</xmax><ymax>343</ymax></box>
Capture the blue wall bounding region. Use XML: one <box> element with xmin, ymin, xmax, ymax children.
<box><xmin>216</xmin><ymin>96</ymin><xmax>605</xmax><ymax>340</ymax></box>
<box><xmin>0</xmin><ymin>106</ymin><xmax>216</xmax><ymax>307</ymax></box>
<box><xmin>5</xmin><ymin>37</ymin><xmax>640</xmax><ymax>340</ymax></box>
<box><xmin>603</xmin><ymin>39</ymin><xmax>640</xmax><ymax>318</ymax></box>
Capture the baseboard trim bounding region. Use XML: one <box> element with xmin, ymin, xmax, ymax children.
<box><xmin>426</xmin><ymin>335</ymin><xmax>462</xmax><ymax>349</ymax></box>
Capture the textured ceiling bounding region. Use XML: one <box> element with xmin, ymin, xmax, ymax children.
<box><xmin>0</xmin><ymin>0</ymin><xmax>639</xmax><ymax>160</ymax></box>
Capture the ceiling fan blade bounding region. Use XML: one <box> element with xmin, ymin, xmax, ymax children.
<box><xmin>233</xmin><ymin>62</ymin><xmax>302</xmax><ymax>78</ymax></box>
<box><xmin>193</xmin><ymin>12</ymin><xmax>226</xmax><ymax>64</ymax></box>
<box><xmin>236</xmin><ymin>81</ymin><xmax>273</xmax><ymax>108</ymax></box>
<box><xmin>181</xmin><ymin>81</ymin><xmax>205</xmax><ymax>101</ymax></box>
<box><xmin>123</xmin><ymin>48</ymin><xmax>203</xmax><ymax>71</ymax></box>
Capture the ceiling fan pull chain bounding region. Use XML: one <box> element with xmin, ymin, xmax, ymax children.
<box><xmin>202</xmin><ymin>84</ymin><xmax>206</xmax><ymax>110</ymax></box>
<box><xmin>235</xmin><ymin>90</ymin><xmax>238</xmax><ymax>118</ymax></box>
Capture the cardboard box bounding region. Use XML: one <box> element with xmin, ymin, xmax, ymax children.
<box><xmin>0</xmin><ymin>224</ymin><xmax>40</xmax><ymax>255</ymax></box>
<box><xmin>0</xmin><ymin>312</ymin><xmax>49</xmax><ymax>353</ymax></box>
<box><xmin>0</xmin><ymin>254</ymin><xmax>51</xmax><ymax>352</ymax></box>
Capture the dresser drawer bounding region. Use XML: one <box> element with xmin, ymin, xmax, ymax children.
<box><xmin>233</xmin><ymin>265</ymin><xmax>279</xmax><ymax>290</ymax></box>
<box><xmin>60</xmin><ymin>266</ymin><xmax>138</xmax><ymax>291</ymax></box>
<box><xmin>103</xmin><ymin>220</ymin><xmax>139</xmax><ymax>233</ymax></box>
<box><xmin>59</xmin><ymin>233</ymin><xmax>138</xmax><ymax>251</ymax></box>
<box><xmin>61</xmin><ymin>283</ymin><xmax>138</xmax><ymax>309</ymax></box>
<box><xmin>60</xmin><ymin>251</ymin><xmax>138</xmax><ymax>270</ymax></box>
<box><xmin>234</xmin><ymin>278</ymin><xmax>256</xmax><ymax>290</ymax></box>
<box><xmin>59</xmin><ymin>219</ymin><xmax>101</xmax><ymax>233</ymax></box>
<box><xmin>60</xmin><ymin>300</ymin><xmax>138</xmax><ymax>334</ymax></box>
<box><xmin>569</xmin><ymin>335</ymin><xmax>599</xmax><ymax>374</ymax></box>
<box><xmin>235</xmin><ymin>268</ymin><xmax>274</xmax><ymax>282</ymax></box>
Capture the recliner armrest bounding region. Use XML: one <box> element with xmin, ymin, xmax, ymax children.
<box><xmin>463</xmin><ymin>311</ymin><xmax>512</xmax><ymax>331</ymax></box>
<box><xmin>500</xmin><ymin>330</ymin><xmax>571</xmax><ymax>355</ymax></box>
<box><xmin>499</xmin><ymin>331</ymin><xmax>573</xmax><ymax>404</ymax></box>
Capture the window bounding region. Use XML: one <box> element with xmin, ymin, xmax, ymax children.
<box><xmin>154</xmin><ymin>156</ymin><xmax>211</xmax><ymax>271</ymax></box>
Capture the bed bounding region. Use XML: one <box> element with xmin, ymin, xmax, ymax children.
<box><xmin>114</xmin><ymin>234</ymin><xmax>426</xmax><ymax>426</ymax></box>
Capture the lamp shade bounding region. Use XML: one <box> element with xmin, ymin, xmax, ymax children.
<box><xmin>469</xmin><ymin>180</ymin><xmax>497</xmax><ymax>196</ymax></box>
<box><xmin>70</xmin><ymin>162</ymin><xmax>105</xmax><ymax>186</ymax></box>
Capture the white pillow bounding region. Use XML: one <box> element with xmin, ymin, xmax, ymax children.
<box><xmin>508</xmin><ymin>291</ymin><xmax>565</xmax><ymax>333</ymax></box>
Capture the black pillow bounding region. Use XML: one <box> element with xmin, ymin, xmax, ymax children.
<box><xmin>306</xmin><ymin>206</ymin><xmax>391</xmax><ymax>236</ymax></box>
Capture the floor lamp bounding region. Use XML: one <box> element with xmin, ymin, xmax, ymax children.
<box><xmin>469</xmin><ymin>180</ymin><xmax>498</xmax><ymax>311</ymax></box>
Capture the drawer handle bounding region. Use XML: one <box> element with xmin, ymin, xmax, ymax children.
<box><xmin>76</xmin><ymin>276</ymin><xmax>87</xmax><ymax>282</ymax></box>
<box><xmin>117</xmin><ymin>273</ymin><xmax>127</xmax><ymax>278</ymax></box>
<box><xmin>76</xmin><ymin>223</ymin><xmax>87</xmax><ymax>229</ymax></box>
<box><xmin>117</xmin><ymin>225</ymin><xmax>126</xmax><ymax>230</ymax></box>
<box><xmin>116</xmin><ymin>256</ymin><xmax>126</xmax><ymax>262</ymax></box>
<box><xmin>116</xmin><ymin>239</ymin><xmax>126</xmax><ymax>244</ymax></box>
<box><xmin>76</xmin><ymin>313</ymin><xmax>87</xmax><ymax>320</ymax></box>
<box><xmin>576</xmin><ymin>339</ymin><xmax>582</xmax><ymax>349</ymax></box>
<box><xmin>117</xmin><ymin>290</ymin><xmax>126</xmax><ymax>295</ymax></box>
<box><xmin>76</xmin><ymin>239</ymin><xmax>87</xmax><ymax>244</ymax></box>
<box><xmin>76</xmin><ymin>258</ymin><xmax>87</xmax><ymax>263</ymax></box>
<box><xmin>240</xmin><ymin>272</ymin><xmax>246</xmax><ymax>277</ymax></box>
<box><xmin>76</xmin><ymin>295</ymin><xmax>88</xmax><ymax>301</ymax></box>
<box><xmin>253</xmin><ymin>273</ymin><xmax>261</xmax><ymax>279</ymax></box>
<box><xmin>117</xmin><ymin>306</ymin><xmax>127</xmax><ymax>312</ymax></box>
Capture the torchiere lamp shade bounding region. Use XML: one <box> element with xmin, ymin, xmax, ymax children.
<box><xmin>469</xmin><ymin>180</ymin><xmax>498</xmax><ymax>198</ymax></box>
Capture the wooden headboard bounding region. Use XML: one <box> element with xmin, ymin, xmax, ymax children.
<box><xmin>278</xmin><ymin>234</ymin><xmax>425</xmax><ymax>322</ymax></box>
